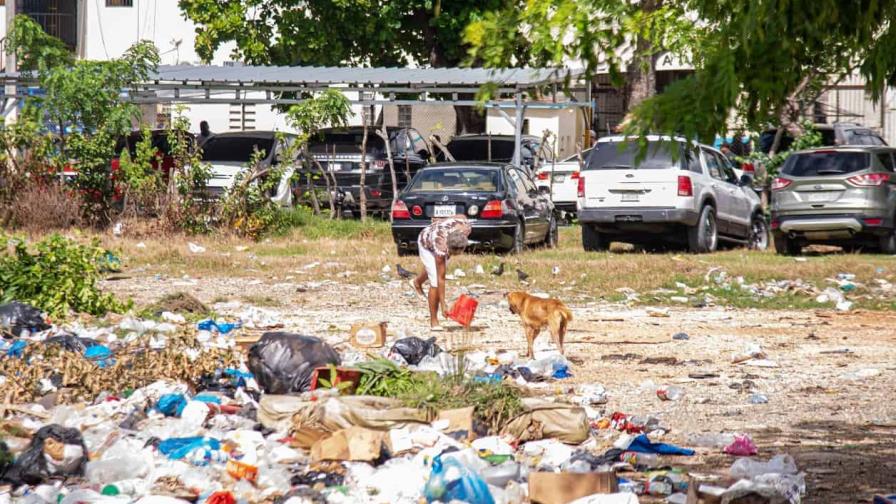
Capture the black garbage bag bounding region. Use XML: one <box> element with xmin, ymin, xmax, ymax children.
<box><xmin>247</xmin><ymin>332</ymin><xmax>340</xmax><ymax>394</ymax></box>
<box><xmin>0</xmin><ymin>440</ymin><xmax>11</xmax><ymax>477</ymax></box>
<box><xmin>389</xmin><ymin>336</ymin><xmax>442</xmax><ymax>365</ymax></box>
<box><xmin>0</xmin><ymin>302</ymin><xmax>49</xmax><ymax>338</ymax></box>
<box><xmin>2</xmin><ymin>424</ymin><xmax>88</xmax><ymax>486</ymax></box>
<box><xmin>44</xmin><ymin>334</ymin><xmax>98</xmax><ymax>353</ymax></box>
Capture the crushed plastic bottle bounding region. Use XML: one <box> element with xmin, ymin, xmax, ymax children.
<box><xmin>620</xmin><ymin>451</ymin><xmax>658</xmax><ymax>468</ymax></box>
<box><xmin>656</xmin><ymin>385</ymin><xmax>685</xmax><ymax>401</ymax></box>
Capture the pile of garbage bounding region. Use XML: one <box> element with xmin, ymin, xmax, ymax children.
<box><xmin>645</xmin><ymin>267</ymin><xmax>896</xmax><ymax>311</ymax></box>
<box><xmin>0</xmin><ymin>300</ymin><xmax>808</xmax><ymax>503</ymax></box>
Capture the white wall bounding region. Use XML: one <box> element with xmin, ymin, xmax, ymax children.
<box><xmin>486</xmin><ymin>106</ymin><xmax>584</xmax><ymax>159</ymax></box>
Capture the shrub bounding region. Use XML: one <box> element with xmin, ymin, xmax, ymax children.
<box><xmin>0</xmin><ymin>234</ymin><xmax>130</xmax><ymax>318</ymax></box>
<box><xmin>6</xmin><ymin>181</ymin><xmax>83</xmax><ymax>232</ymax></box>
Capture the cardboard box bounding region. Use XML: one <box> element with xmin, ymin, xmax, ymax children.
<box><xmin>311</xmin><ymin>427</ymin><xmax>385</xmax><ymax>462</ymax></box>
<box><xmin>350</xmin><ymin>322</ymin><xmax>387</xmax><ymax>348</ymax></box>
<box><xmin>528</xmin><ymin>471</ymin><xmax>618</xmax><ymax>504</ymax></box>
<box><xmin>436</xmin><ymin>407</ymin><xmax>475</xmax><ymax>439</ymax></box>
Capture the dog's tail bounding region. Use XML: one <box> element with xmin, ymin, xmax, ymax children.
<box><xmin>558</xmin><ymin>305</ymin><xmax>573</xmax><ymax>323</ymax></box>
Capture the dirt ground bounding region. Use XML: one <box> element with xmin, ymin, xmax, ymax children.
<box><xmin>101</xmin><ymin>263</ymin><xmax>896</xmax><ymax>503</ymax></box>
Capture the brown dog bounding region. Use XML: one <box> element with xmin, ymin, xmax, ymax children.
<box><xmin>506</xmin><ymin>291</ymin><xmax>573</xmax><ymax>358</ymax></box>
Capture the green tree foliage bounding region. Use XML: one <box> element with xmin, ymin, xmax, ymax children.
<box><xmin>467</xmin><ymin>0</ymin><xmax>896</xmax><ymax>143</ymax></box>
<box><xmin>5</xmin><ymin>15</ymin><xmax>160</xmax><ymax>222</ymax></box>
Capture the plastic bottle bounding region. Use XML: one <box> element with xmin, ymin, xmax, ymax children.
<box><xmin>620</xmin><ymin>451</ymin><xmax>658</xmax><ymax>468</ymax></box>
<box><xmin>646</xmin><ymin>478</ymin><xmax>673</xmax><ymax>496</ymax></box>
<box><xmin>687</xmin><ymin>433</ymin><xmax>736</xmax><ymax>448</ymax></box>
<box><xmin>656</xmin><ymin>385</ymin><xmax>685</xmax><ymax>401</ymax></box>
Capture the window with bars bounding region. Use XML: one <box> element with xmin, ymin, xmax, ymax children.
<box><xmin>397</xmin><ymin>105</ymin><xmax>412</xmax><ymax>128</ymax></box>
<box><xmin>106</xmin><ymin>0</ymin><xmax>133</xmax><ymax>6</ymax></box>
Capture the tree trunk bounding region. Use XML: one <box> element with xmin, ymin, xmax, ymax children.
<box><xmin>454</xmin><ymin>103</ymin><xmax>486</xmax><ymax>135</ymax></box>
<box><xmin>359</xmin><ymin>109</ymin><xmax>369</xmax><ymax>222</ymax></box>
<box><xmin>624</xmin><ymin>0</ymin><xmax>660</xmax><ymax>112</ymax></box>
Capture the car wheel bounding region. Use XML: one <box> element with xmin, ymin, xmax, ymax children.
<box><xmin>544</xmin><ymin>215</ymin><xmax>559</xmax><ymax>248</ymax></box>
<box><xmin>880</xmin><ymin>228</ymin><xmax>896</xmax><ymax>254</ymax></box>
<box><xmin>582</xmin><ymin>224</ymin><xmax>609</xmax><ymax>252</ymax></box>
<box><xmin>748</xmin><ymin>213</ymin><xmax>769</xmax><ymax>250</ymax></box>
<box><xmin>687</xmin><ymin>205</ymin><xmax>718</xmax><ymax>253</ymax></box>
<box><xmin>509</xmin><ymin>221</ymin><xmax>525</xmax><ymax>254</ymax></box>
<box><xmin>773</xmin><ymin>233</ymin><xmax>801</xmax><ymax>256</ymax></box>
<box><xmin>396</xmin><ymin>245</ymin><xmax>414</xmax><ymax>257</ymax></box>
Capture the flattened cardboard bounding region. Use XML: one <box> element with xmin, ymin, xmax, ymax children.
<box><xmin>528</xmin><ymin>471</ymin><xmax>618</xmax><ymax>504</ymax></box>
<box><xmin>310</xmin><ymin>426</ymin><xmax>385</xmax><ymax>462</ymax></box>
<box><xmin>437</xmin><ymin>407</ymin><xmax>475</xmax><ymax>439</ymax></box>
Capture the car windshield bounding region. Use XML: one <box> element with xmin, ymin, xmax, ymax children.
<box><xmin>307</xmin><ymin>131</ymin><xmax>386</xmax><ymax>154</ymax></box>
<box><xmin>842</xmin><ymin>129</ymin><xmax>886</xmax><ymax>146</ymax></box>
<box><xmin>407</xmin><ymin>168</ymin><xmax>501</xmax><ymax>192</ymax></box>
<box><xmin>202</xmin><ymin>137</ymin><xmax>274</xmax><ymax>162</ymax></box>
<box><xmin>562</xmin><ymin>148</ymin><xmax>591</xmax><ymax>162</ymax></box>
<box><xmin>781</xmin><ymin>151</ymin><xmax>871</xmax><ymax>176</ymax></box>
<box><xmin>585</xmin><ymin>141</ymin><xmax>678</xmax><ymax>170</ymax></box>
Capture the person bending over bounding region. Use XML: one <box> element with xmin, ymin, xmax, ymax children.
<box><xmin>413</xmin><ymin>215</ymin><xmax>472</xmax><ymax>330</ymax></box>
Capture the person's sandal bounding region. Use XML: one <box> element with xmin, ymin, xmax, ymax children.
<box><xmin>430</xmin><ymin>325</ymin><xmax>445</xmax><ymax>332</ymax></box>
<box><xmin>409</xmin><ymin>279</ymin><xmax>424</xmax><ymax>299</ymax></box>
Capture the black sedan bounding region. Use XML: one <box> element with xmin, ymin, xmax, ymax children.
<box><xmin>391</xmin><ymin>163</ymin><xmax>557</xmax><ymax>255</ymax></box>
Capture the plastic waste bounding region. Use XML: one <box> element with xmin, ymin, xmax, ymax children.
<box><xmin>723</xmin><ymin>434</ymin><xmax>758</xmax><ymax>456</ymax></box>
<box><xmin>198</xmin><ymin>319</ymin><xmax>241</xmax><ymax>334</ymax></box>
<box><xmin>44</xmin><ymin>334</ymin><xmax>98</xmax><ymax>353</ymax></box>
<box><xmin>729</xmin><ymin>454</ymin><xmax>798</xmax><ymax>479</ymax></box>
<box><xmin>0</xmin><ymin>301</ymin><xmax>49</xmax><ymax>337</ymax></box>
<box><xmin>84</xmin><ymin>344</ymin><xmax>114</xmax><ymax>368</ymax></box>
<box><xmin>749</xmin><ymin>393</ymin><xmax>769</xmax><ymax>404</ymax></box>
<box><xmin>247</xmin><ymin>332</ymin><xmax>340</xmax><ymax>394</ymax></box>
<box><xmin>157</xmin><ymin>436</ymin><xmax>221</xmax><ymax>461</ymax></box>
<box><xmin>625</xmin><ymin>434</ymin><xmax>695</xmax><ymax>456</ymax></box>
<box><xmin>3</xmin><ymin>424</ymin><xmax>88</xmax><ymax>486</ymax></box>
<box><xmin>424</xmin><ymin>453</ymin><xmax>495</xmax><ymax>504</ymax></box>
<box><xmin>480</xmin><ymin>461</ymin><xmax>521</xmax><ymax>488</ymax></box>
<box><xmin>687</xmin><ymin>433</ymin><xmax>736</xmax><ymax>448</ymax></box>
<box><xmin>389</xmin><ymin>336</ymin><xmax>442</xmax><ymax>365</ymax></box>
<box><xmin>656</xmin><ymin>385</ymin><xmax>685</xmax><ymax>401</ymax></box>
<box><xmin>620</xmin><ymin>451</ymin><xmax>658</xmax><ymax>468</ymax></box>
<box><xmin>672</xmin><ymin>332</ymin><xmax>689</xmax><ymax>340</ymax></box>
<box><xmin>156</xmin><ymin>393</ymin><xmax>189</xmax><ymax>417</ymax></box>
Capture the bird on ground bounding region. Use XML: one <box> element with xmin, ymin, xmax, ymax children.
<box><xmin>516</xmin><ymin>268</ymin><xmax>529</xmax><ymax>282</ymax></box>
<box><xmin>396</xmin><ymin>264</ymin><xmax>415</xmax><ymax>279</ymax></box>
<box><xmin>491</xmin><ymin>262</ymin><xmax>505</xmax><ymax>276</ymax></box>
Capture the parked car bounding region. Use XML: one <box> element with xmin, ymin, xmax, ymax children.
<box><xmin>535</xmin><ymin>150</ymin><xmax>588</xmax><ymax>217</ymax></box>
<box><xmin>200</xmin><ymin>131</ymin><xmax>297</xmax><ymax>204</ymax></box>
<box><xmin>391</xmin><ymin>163</ymin><xmax>557</xmax><ymax>255</ymax></box>
<box><xmin>758</xmin><ymin>123</ymin><xmax>886</xmax><ymax>154</ymax></box>
<box><xmin>435</xmin><ymin>134</ymin><xmax>550</xmax><ymax>175</ymax></box>
<box><xmin>770</xmin><ymin>146</ymin><xmax>896</xmax><ymax>254</ymax></box>
<box><xmin>304</xmin><ymin>127</ymin><xmax>430</xmax><ymax>217</ymax></box>
<box><xmin>577</xmin><ymin>135</ymin><xmax>767</xmax><ymax>252</ymax></box>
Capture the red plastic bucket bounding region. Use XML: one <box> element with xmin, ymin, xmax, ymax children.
<box><xmin>447</xmin><ymin>294</ymin><xmax>479</xmax><ymax>327</ymax></box>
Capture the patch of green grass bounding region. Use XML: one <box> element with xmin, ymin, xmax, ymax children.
<box><xmin>240</xmin><ymin>294</ymin><xmax>283</xmax><ymax>307</ymax></box>
<box><xmin>272</xmin><ymin>207</ymin><xmax>391</xmax><ymax>241</ymax></box>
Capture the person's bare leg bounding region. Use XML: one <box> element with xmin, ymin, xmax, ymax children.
<box><xmin>436</xmin><ymin>256</ymin><xmax>449</xmax><ymax>317</ymax></box>
<box><xmin>413</xmin><ymin>269</ymin><xmax>426</xmax><ymax>296</ymax></box>
<box><xmin>427</xmin><ymin>286</ymin><xmax>440</xmax><ymax>327</ymax></box>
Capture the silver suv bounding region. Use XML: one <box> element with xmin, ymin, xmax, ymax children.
<box><xmin>771</xmin><ymin>146</ymin><xmax>896</xmax><ymax>254</ymax></box>
<box><xmin>577</xmin><ymin>136</ymin><xmax>767</xmax><ymax>252</ymax></box>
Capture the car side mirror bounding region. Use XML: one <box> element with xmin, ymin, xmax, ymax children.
<box><xmin>739</xmin><ymin>174</ymin><xmax>753</xmax><ymax>186</ymax></box>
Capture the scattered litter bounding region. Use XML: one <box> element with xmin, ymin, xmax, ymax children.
<box><xmin>187</xmin><ymin>242</ymin><xmax>206</xmax><ymax>254</ymax></box>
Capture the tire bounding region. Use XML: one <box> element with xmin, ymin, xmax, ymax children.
<box><xmin>396</xmin><ymin>245</ymin><xmax>414</xmax><ymax>257</ymax></box>
<box><xmin>880</xmin><ymin>228</ymin><xmax>896</xmax><ymax>254</ymax></box>
<box><xmin>748</xmin><ymin>213</ymin><xmax>770</xmax><ymax>250</ymax></box>
<box><xmin>509</xmin><ymin>221</ymin><xmax>525</xmax><ymax>254</ymax></box>
<box><xmin>773</xmin><ymin>233</ymin><xmax>801</xmax><ymax>256</ymax></box>
<box><xmin>582</xmin><ymin>224</ymin><xmax>609</xmax><ymax>252</ymax></box>
<box><xmin>687</xmin><ymin>205</ymin><xmax>718</xmax><ymax>253</ymax></box>
<box><xmin>544</xmin><ymin>215</ymin><xmax>559</xmax><ymax>248</ymax></box>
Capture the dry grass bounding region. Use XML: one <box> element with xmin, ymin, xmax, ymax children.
<box><xmin>93</xmin><ymin>221</ymin><xmax>896</xmax><ymax>310</ymax></box>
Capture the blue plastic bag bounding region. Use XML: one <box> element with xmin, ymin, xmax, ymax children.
<box><xmin>5</xmin><ymin>340</ymin><xmax>27</xmax><ymax>358</ymax></box>
<box><xmin>157</xmin><ymin>436</ymin><xmax>221</xmax><ymax>460</ymax></box>
<box><xmin>84</xmin><ymin>345</ymin><xmax>114</xmax><ymax>368</ymax></box>
<box><xmin>552</xmin><ymin>361</ymin><xmax>572</xmax><ymax>379</ymax></box>
<box><xmin>156</xmin><ymin>393</ymin><xmax>188</xmax><ymax>417</ymax></box>
<box><xmin>197</xmin><ymin>320</ymin><xmax>241</xmax><ymax>334</ymax></box>
<box><xmin>627</xmin><ymin>434</ymin><xmax>695</xmax><ymax>456</ymax></box>
<box><xmin>424</xmin><ymin>454</ymin><xmax>495</xmax><ymax>504</ymax></box>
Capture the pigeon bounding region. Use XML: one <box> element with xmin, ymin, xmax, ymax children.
<box><xmin>491</xmin><ymin>262</ymin><xmax>505</xmax><ymax>276</ymax></box>
<box><xmin>516</xmin><ymin>268</ymin><xmax>529</xmax><ymax>282</ymax></box>
<box><xmin>396</xmin><ymin>264</ymin><xmax>415</xmax><ymax>279</ymax></box>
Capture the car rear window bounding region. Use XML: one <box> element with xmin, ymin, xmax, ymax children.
<box><xmin>442</xmin><ymin>139</ymin><xmax>516</xmax><ymax>162</ymax></box>
<box><xmin>781</xmin><ymin>151</ymin><xmax>871</xmax><ymax>176</ymax></box>
<box><xmin>407</xmin><ymin>168</ymin><xmax>501</xmax><ymax>192</ymax></box>
<box><xmin>585</xmin><ymin>141</ymin><xmax>681</xmax><ymax>170</ymax></box>
<box><xmin>841</xmin><ymin>129</ymin><xmax>886</xmax><ymax>146</ymax></box>
<box><xmin>202</xmin><ymin>137</ymin><xmax>275</xmax><ymax>162</ymax></box>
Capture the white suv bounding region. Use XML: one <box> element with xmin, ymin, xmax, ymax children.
<box><xmin>577</xmin><ymin>135</ymin><xmax>767</xmax><ymax>252</ymax></box>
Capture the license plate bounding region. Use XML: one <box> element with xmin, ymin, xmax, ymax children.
<box><xmin>433</xmin><ymin>204</ymin><xmax>456</xmax><ymax>217</ymax></box>
<box><xmin>621</xmin><ymin>193</ymin><xmax>639</xmax><ymax>202</ymax></box>
<box><xmin>327</xmin><ymin>163</ymin><xmax>344</xmax><ymax>171</ymax></box>
<box><xmin>807</xmin><ymin>192</ymin><xmax>835</xmax><ymax>202</ymax></box>
<box><xmin>553</xmin><ymin>174</ymin><xmax>566</xmax><ymax>183</ymax></box>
